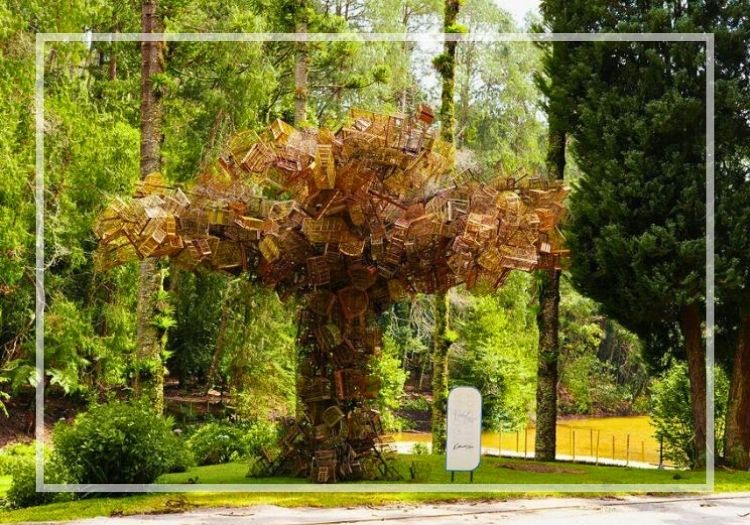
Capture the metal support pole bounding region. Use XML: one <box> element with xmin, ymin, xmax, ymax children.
<box><xmin>572</xmin><ymin>431</ymin><xmax>576</xmax><ymax>462</ymax></box>
<box><xmin>524</xmin><ymin>428</ymin><xmax>528</xmax><ymax>459</ymax></box>
<box><xmin>626</xmin><ymin>434</ymin><xmax>630</xmax><ymax>466</ymax></box>
<box><xmin>658</xmin><ymin>436</ymin><xmax>664</xmax><ymax>469</ymax></box>
<box><xmin>595</xmin><ymin>430</ymin><xmax>600</xmax><ymax>465</ymax></box>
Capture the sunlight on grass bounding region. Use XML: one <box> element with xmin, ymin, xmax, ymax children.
<box><xmin>158</xmin><ymin>454</ymin><xmax>706</xmax><ymax>486</ymax></box>
<box><xmin>1</xmin><ymin>456</ymin><xmax>748</xmax><ymax>524</ymax></box>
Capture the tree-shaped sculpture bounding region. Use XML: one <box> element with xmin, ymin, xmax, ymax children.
<box><xmin>94</xmin><ymin>105</ymin><xmax>568</xmax><ymax>483</ymax></box>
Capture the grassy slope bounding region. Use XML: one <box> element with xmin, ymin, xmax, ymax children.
<box><xmin>1</xmin><ymin>455</ymin><xmax>748</xmax><ymax>523</ymax></box>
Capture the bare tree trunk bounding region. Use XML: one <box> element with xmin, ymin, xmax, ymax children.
<box><xmin>534</xmin><ymin>107</ymin><xmax>565</xmax><ymax>462</ymax></box>
<box><xmin>680</xmin><ymin>302</ymin><xmax>707</xmax><ymax>467</ymax></box>
<box><xmin>136</xmin><ymin>0</ymin><xmax>165</xmax><ymax>413</ymax></box>
<box><xmin>294</xmin><ymin>0</ymin><xmax>308</xmax><ymax>126</ymax></box>
<box><xmin>725</xmin><ymin>314</ymin><xmax>750</xmax><ymax>469</ymax></box>
<box><xmin>430</xmin><ymin>0</ymin><xmax>460</xmax><ymax>455</ymax></box>
<box><xmin>431</xmin><ymin>292</ymin><xmax>450</xmax><ymax>454</ymax></box>
<box><xmin>534</xmin><ymin>269</ymin><xmax>560</xmax><ymax>461</ymax></box>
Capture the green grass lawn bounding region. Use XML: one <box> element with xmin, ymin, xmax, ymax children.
<box><xmin>158</xmin><ymin>453</ymin><xmax>708</xmax><ymax>486</ymax></box>
<box><xmin>1</xmin><ymin>455</ymin><xmax>748</xmax><ymax>524</ymax></box>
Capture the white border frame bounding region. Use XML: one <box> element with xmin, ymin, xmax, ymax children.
<box><xmin>35</xmin><ymin>31</ymin><xmax>715</xmax><ymax>494</ymax></box>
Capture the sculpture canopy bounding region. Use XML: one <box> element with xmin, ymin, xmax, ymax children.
<box><xmin>94</xmin><ymin>105</ymin><xmax>569</xmax><ymax>483</ymax></box>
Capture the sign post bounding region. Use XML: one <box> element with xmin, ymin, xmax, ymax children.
<box><xmin>446</xmin><ymin>386</ymin><xmax>482</xmax><ymax>482</ymax></box>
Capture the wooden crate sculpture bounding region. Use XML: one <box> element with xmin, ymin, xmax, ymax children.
<box><xmin>93</xmin><ymin>105</ymin><xmax>569</xmax><ymax>483</ymax></box>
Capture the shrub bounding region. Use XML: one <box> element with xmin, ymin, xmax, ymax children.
<box><xmin>52</xmin><ymin>401</ymin><xmax>193</xmax><ymax>484</ymax></box>
<box><xmin>187</xmin><ymin>420</ymin><xmax>276</xmax><ymax>466</ymax></box>
<box><xmin>1</xmin><ymin>444</ymin><xmax>72</xmax><ymax>509</ymax></box>
<box><xmin>649</xmin><ymin>363</ymin><xmax>729</xmax><ymax>468</ymax></box>
<box><xmin>0</xmin><ymin>442</ymin><xmax>34</xmax><ymax>477</ymax></box>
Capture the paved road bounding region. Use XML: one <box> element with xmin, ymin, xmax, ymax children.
<box><xmin>63</xmin><ymin>493</ymin><xmax>750</xmax><ymax>525</ymax></box>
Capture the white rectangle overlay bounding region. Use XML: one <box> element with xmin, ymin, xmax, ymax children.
<box><xmin>35</xmin><ymin>31</ymin><xmax>715</xmax><ymax>493</ymax></box>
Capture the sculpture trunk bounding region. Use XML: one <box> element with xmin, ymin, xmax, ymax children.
<box><xmin>679</xmin><ymin>302</ymin><xmax>706</xmax><ymax>467</ymax></box>
<box><xmin>725</xmin><ymin>314</ymin><xmax>750</xmax><ymax>469</ymax></box>
<box><xmin>136</xmin><ymin>0</ymin><xmax>165</xmax><ymax>412</ymax></box>
<box><xmin>271</xmin><ymin>305</ymin><xmax>396</xmax><ymax>483</ymax></box>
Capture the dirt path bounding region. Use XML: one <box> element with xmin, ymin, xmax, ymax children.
<box><xmin>61</xmin><ymin>493</ymin><xmax>750</xmax><ymax>525</ymax></box>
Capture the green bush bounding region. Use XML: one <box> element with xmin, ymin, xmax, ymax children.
<box><xmin>1</xmin><ymin>444</ymin><xmax>72</xmax><ymax>510</ymax></box>
<box><xmin>649</xmin><ymin>363</ymin><xmax>729</xmax><ymax>468</ymax></box>
<box><xmin>187</xmin><ymin>420</ymin><xmax>276</xmax><ymax>466</ymax></box>
<box><xmin>0</xmin><ymin>442</ymin><xmax>34</xmax><ymax>476</ymax></box>
<box><xmin>52</xmin><ymin>401</ymin><xmax>193</xmax><ymax>484</ymax></box>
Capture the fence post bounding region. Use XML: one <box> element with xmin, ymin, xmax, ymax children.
<box><xmin>590</xmin><ymin>428</ymin><xmax>594</xmax><ymax>458</ymax></box>
<box><xmin>626</xmin><ymin>434</ymin><xmax>630</xmax><ymax>466</ymax></box>
<box><xmin>524</xmin><ymin>428</ymin><xmax>528</xmax><ymax>459</ymax></box>
<box><xmin>572</xmin><ymin>430</ymin><xmax>576</xmax><ymax>462</ymax></box>
<box><xmin>658</xmin><ymin>436</ymin><xmax>664</xmax><ymax>469</ymax></box>
<box><xmin>595</xmin><ymin>430</ymin><xmax>600</xmax><ymax>465</ymax></box>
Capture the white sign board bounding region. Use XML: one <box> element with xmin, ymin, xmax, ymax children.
<box><xmin>446</xmin><ymin>386</ymin><xmax>482</xmax><ymax>472</ymax></box>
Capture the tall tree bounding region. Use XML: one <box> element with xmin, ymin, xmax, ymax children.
<box><xmin>532</xmin><ymin>0</ymin><xmax>571</xmax><ymax>462</ymax></box>
<box><xmin>713</xmin><ymin>1</ymin><xmax>750</xmax><ymax>469</ymax></box>
<box><xmin>430</xmin><ymin>0</ymin><xmax>460</xmax><ymax>455</ymax></box>
<box><xmin>558</xmin><ymin>1</ymin><xmax>709</xmax><ymax>465</ymax></box>
<box><xmin>294</xmin><ymin>0</ymin><xmax>309</xmax><ymax>125</ymax></box>
<box><xmin>135</xmin><ymin>0</ymin><xmax>166</xmax><ymax>412</ymax></box>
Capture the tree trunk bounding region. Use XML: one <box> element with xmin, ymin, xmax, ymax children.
<box><xmin>534</xmin><ymin>269</ymin><xmax>560</xmax><ymax>461</ymax></box>
<box><xmin>294</xmin><ymin>0</ymin><xmax>308</xmax><ymax>126</ymax></box>
<box><xmin>534</xmin><ymin>108</ymin><xmax>565</xmax><ymax>462</ymax></box>
<box><xmin>431</xmin><ymin>292</ymin><xmax>450</xmax><ymax>454</ymax></box>
<box><xmin>437</xmin><ymin>0</ymin><xmax>459</xmax><ymax>145</ymax></box>
<box><xmin>725</xmin><ymin>314</ymin><xmax>750</xmax><ymax>469</ymax></box>
<box><xmin>136</xmin><ymin>0</ymin><xmax>165</xmax><ymax>413</ymax></box>
<box><xmin>679</xmin><ymin>302</ymin><xmax>707</xmax><ymax>467</ymax></box>
<box><xmin>430</xmin><ymin>0</ymin><xmax>460</xmax><ymax>455</ymax></box>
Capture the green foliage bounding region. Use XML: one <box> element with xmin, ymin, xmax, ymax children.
<box><xmin>221</xmin><ymin>283</ymin><xmax>297</xmax><ymax>421</ymax></box>
<box><xmin>372</xmin><ymin>334</ymin><xmax>408</xmax><ymax>432</ymax></box>
<box><xmin>0</xmin><ymin>444</ymin><xmax>72</xmax><ymax>510</ymax></box>
<box><xmin>0</xmin><ymin>443</ymin><xmax>33</xmax><ymax>477</ymax></box>
<box><xmin>52</xmin><ymin>402</ymin><xmax>192</xmax><ymax>484</ymax></box>
<box><xmin>649</xmin><ymin>363</ymin><xmax>729</xmax><ymax>468</ymax></box>
<box><xmin>186</xmin><ymin>420</ymin><xmax>277</xmax><ymax>466</ymax></box>
<box><xmin>557</xmin><ymin>279</ymin><xmax>649</xmax><ymax>415</ymax></box>
<box><xmin>451</xmin><ymin>273</ymin><xmax>538</xmax><ymax>430</ymax></box>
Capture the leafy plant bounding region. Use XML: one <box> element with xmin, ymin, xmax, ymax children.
<box><xmin>1</xmin><ymin>444</ymin><xmax>72</xmax><ymax>510</ymax></box>
<box><xmin>52</xmin><ymin>402</ymin><xmax>193</xmax><ymax>484</ymax></box>
<box><xmin>186</xmin><ymin>420</ymin><xmax>276</xmax><ymax>466</ymax></box>
<box><xmin>649</xmin><ymin>363</ymin><xmax>729</xmax><ymax>468</ymax></box>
